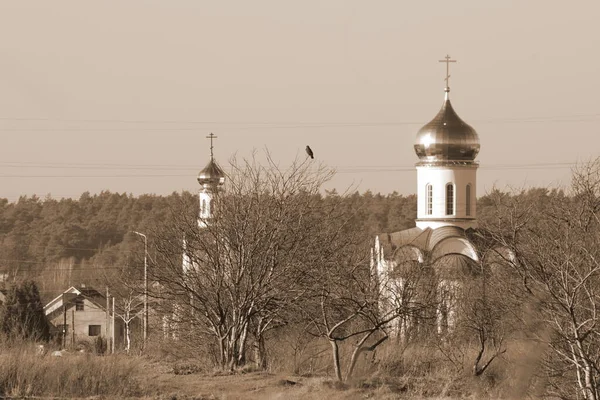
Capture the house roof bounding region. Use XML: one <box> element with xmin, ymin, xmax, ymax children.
<box><xmin>44</xmin><ymin>286</ymin><xmax>107</xmax><ymax>316</ymax></box>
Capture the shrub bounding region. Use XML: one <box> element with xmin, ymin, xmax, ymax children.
<box><xmin>173</xmin><ymin>361</ymin><xmax>204</xmax><ymax>375</ymax></box>
<box><xmin>94</xmin><ymin>336</ymin><xmax>108</xmax><ymax>355</ymax></box>
<box><xmin>0</xmin><ymin>280</ymin><xmax>50</xmax><ymax>341</ymax></box>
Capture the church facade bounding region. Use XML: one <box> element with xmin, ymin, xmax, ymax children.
<box><xmin>373</xmin><ymin>57</ymin><xmax>481</xmax><ymax>336</ymax></box>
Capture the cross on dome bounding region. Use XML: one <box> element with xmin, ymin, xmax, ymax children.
<box><xmin>206</xmin><ymin>133</ymin><xmax>218</xmax><ymax>160</ymax></box>
<box><xmin>438</xmin><ymin>55</ymin><xmax>457</xmax><ymax>92</ymax></box>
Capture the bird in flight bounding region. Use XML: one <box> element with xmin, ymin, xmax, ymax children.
<box><xmin>305</xmin><ymin>145</ymin><xmax>314</xmax><ymax>159</ymax></box>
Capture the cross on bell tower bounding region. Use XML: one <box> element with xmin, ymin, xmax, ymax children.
<box><xmin>206</xmin><ymin>132</ymin><xmax>217</xmax><ymax>161</ymax></box>
<box><xmin>438</xmin><ymin>54</ymin><xmax>457</xmax><ymax>92</ymax></box>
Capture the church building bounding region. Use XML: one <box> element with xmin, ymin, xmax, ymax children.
<box><xmin>373</xmin><ymin>56</ymin><xmax>481</xmax><ymax>335</ymax></box>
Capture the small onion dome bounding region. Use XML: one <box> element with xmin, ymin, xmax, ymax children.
<box><xmin>197</xmin><ymin>159</ymin><xmax>225</xmax><ymax>186</ymax></box>
<box><xmin>414</xmin><ymin>92</ymin><xmax>480</xmax><ymax>163</ymax></box>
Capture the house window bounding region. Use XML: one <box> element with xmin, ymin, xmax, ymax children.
<box><xmin>75</xmin><ymin>299</ymin><xmax>84</xmax><ymax>311</ymax></box>
<box><xmin>426</xmin><ymin>184</ymin><xmax>433</xmax><ymax>215</ymax></box>
<box><xmin>446</xmin><ymin>184</ymin><xmax>454</xmax><ymax>215</ymax></box>
<box><xmin>88</xmin><ymin>325</ymin><xmax>101</xmax><ymax>336</ymax></box>
<box><xmin>466</xmin><ymin>184</ymin><xmax>472</xmax><ymax>216</ymax></box>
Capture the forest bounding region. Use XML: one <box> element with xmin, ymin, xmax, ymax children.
<box><xmin>0</xmin><ymin>188</ymin><xmax>418</xmax><ymax>302</ymax></box>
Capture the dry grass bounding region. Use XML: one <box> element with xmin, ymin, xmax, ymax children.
<box><xmin>0</xmin><ymin>338</ymin><xmax>543</xmax><ymax>399</ymax></box>
<box><xmin>0</xmin><ymin>342</ymin><xmax>144</xmax><ymax>398</ymax></box>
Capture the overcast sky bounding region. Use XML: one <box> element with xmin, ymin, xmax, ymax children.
<box><xmin>0</xmin><ymin>1</ymin><xmax>598</xmax><ymax>201</ymax></box>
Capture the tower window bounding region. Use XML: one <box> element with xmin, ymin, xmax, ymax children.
<box><xmin>201</xmin><ymin>199</ymin><xmax>206</xmax><ymax>214</ymax></box>
<box><xmin>446</xmin><ymin>184</ymin><xmax>454</xmax><ymax>215</ymax></box>
<box><xmin>466</xmin><ymin>184</ymin><xmax>472</xmax><ymax>216</ymax></box>
<box><xmin>426</xmin><ymin>184</ymin><xmax>433</xmax><ymax>215</ymax></box>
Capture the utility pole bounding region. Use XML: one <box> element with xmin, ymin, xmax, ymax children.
<box><xmin>133</xmin><ymin>231</ymin><xmax>148</xmax><ymax>344</ymax></box>
<box><xmin>106</xmin><ymin>287</ymin><xmax>110</xmax><ymax>338</ymax></box>
<box><xmin>112</xmin><ymin>297</ymin><xmax>115</xmax><ymax>354</ymax></box>
<box><xmin>62</xmin><ymin>293</ymin><xmax>67</xmax><ymax>349</ymax></box>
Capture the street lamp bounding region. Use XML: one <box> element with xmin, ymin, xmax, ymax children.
<box><xmin>133</xmin><ymin>231</ymin><xmax>148</xmax><ymax>343</ymax></box>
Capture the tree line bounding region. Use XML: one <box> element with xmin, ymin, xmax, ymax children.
<box><xmin>0</xmin><ymin>184</ymin><xmax>417</xmax><ymax>300</ymax></box>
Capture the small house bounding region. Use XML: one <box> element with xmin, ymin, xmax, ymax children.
<box><xmin>44</xmin><ymin>286</ymin><xmax>136</xmax><ymax>349</ymax></box>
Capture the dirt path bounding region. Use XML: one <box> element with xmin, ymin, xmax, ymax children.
<box><xmin>139</xmin><ymin>370</ymin><xmax>404</xmax><ymax>400</ymax></box>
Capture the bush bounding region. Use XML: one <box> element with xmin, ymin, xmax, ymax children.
<box><xmin>0</xmin><ymin>280</ymin><xmax>50</xmax><ymax>341</ymax></box>
<box><xmin>94</xmin><ymin>336</ymin><xmax>108</xmax><ymax>355</ymax></box>
<box><xmin>173</xmin><ymin>361</ymin><xmax>204</xmax><ymax>375</ymax></box>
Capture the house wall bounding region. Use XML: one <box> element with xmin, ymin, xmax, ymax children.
<box><xmin>49</xmin><ymin>298</ymin><xmax>123</xmax><ymax>347</ymax></box>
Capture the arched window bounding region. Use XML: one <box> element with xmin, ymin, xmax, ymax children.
<box><xmin>466</xmin><ymin>184</ymin><xmax>472</xmax><ymax>216</ymax></box>
<box><xmin>426</xmin><ymin>184</ymin><xmax>433</xmax><ymax>215</ymax></box>
<box><xmin>445</xmin><ymin>183</ymin><xmax>454</xmax><ymax>215</ymax></box>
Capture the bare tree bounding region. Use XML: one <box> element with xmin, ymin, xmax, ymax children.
<box><xmin>150</xmin><ymin>151</ymin><xmax>353</xmax><ymax>370</ymax></box>
<box><xmin>300</xmin><ymin>243</ymin><xmax>436</xmax><ymax>382</ymax></box>
<box><xmin>101</xmin><ymin>263</ymin><xmax>144</xmax><ymax>354</ymax></box>
<box><xmin>112</xmin><ymin>287</ymin><xmax>144</xmax><ymax>354</ymax></box>
<box><xmin>454</xmin><ymin>264</ymin><xmax>508</xmax><ymax>377</ymax></box>
<box><xmin>482</xmin><ymin>158</ymin><xmax>600</xmax><ymax>400</ymax></box>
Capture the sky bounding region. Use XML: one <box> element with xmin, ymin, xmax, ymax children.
<box><xmin>0</xmin><ymin>1</ymin><xmax>599</xmax><ymax>201</ymax></box>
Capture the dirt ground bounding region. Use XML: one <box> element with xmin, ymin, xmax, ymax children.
<box><xmin>137</xmin><ymin>368</ymin><xmax>419</xmax><ymax>400</ymax></box>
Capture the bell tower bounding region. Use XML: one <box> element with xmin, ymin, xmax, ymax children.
<box><xmin>414</xmin><ymin>56</ymin><xmax>480</xmax><ymax>230</ymax></box>
<box><xmin>196</xmin><ymin>133</ymin><xmax>225</xmax><ymax>228</ymax></box>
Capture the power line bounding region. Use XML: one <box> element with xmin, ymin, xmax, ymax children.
<box><xmin>0</xmin><ymin>112</ymin><xmax>599</xmax><ymax>126</ymax></box>
<box><xmin>0</xmin><ymin>161</ymin><xmax>578</xmax><ymax>178</ymax></box>
<box><xmin>0</xmin><ymin>160</ymin><xmax>580</xmax><ymax>171</ymax></box>
<box><xmin>0</xmin><ymin>258</ymin><xmax>129</xmax><ymax>270</ymax></box>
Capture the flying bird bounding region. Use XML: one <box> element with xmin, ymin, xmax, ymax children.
<box><xmin>305</xmin><ymin>145</ymin><xmax>314</xmax><ymax>159</ymax></box>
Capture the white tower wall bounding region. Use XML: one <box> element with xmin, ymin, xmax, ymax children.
<box><xmin>416</xmin><ymin>164</ymin><xmax>478</xmax><ymax>230</ymax></box>
<box><xmin>198</xmin><ymin>187</ymin><xmax>213</xmax><ymax>228</ymax></box>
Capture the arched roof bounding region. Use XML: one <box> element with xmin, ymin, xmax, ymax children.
<box><xmin>432</xmin><ymin>254</ymin><xmax>478</xmax><ymax>279</ymax></box>
<box><xmin>431</xmin><ymin>236</ymin><xmax>479</xmax><ymax>263</ymax></box>
<box><xmin>377</xmin><ymin>225</ymin><xmax>479</xmax><ymax>265</ymax></box>
<box><xmin>393</xmin><ymin>245</ymin><xmax>423</xmax><ymax>264</ymax></box>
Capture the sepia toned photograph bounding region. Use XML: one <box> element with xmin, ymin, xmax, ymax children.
<box><xmin>0</xmin><ymin>1</ymin><xmax>599</xmax><ymax>399</ymax></box>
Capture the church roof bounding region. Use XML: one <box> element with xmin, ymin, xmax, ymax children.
<box><xmin>377</xmin><ymin>226</ymin><xmax>478</xmax><ymax>264</ymax></box>
<box><xmin>414</xmin><ymin>91</ymin><xmax>480</xmax><ymax>164</ymax></box>
<box><xmin>197</xmin><ymin>159</ymin><xmax>225</xmax><ymax>186</ymax></box>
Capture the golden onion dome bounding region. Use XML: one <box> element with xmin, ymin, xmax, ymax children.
<box><xmin>414</xmin><ymin>90</ymin><xmax>480</xmax><ymax>163</ymax></box>
<box><xmin>197</xmin><ymin>159</ymin><xmax>225</xmax><ymax>186</ymax></box>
